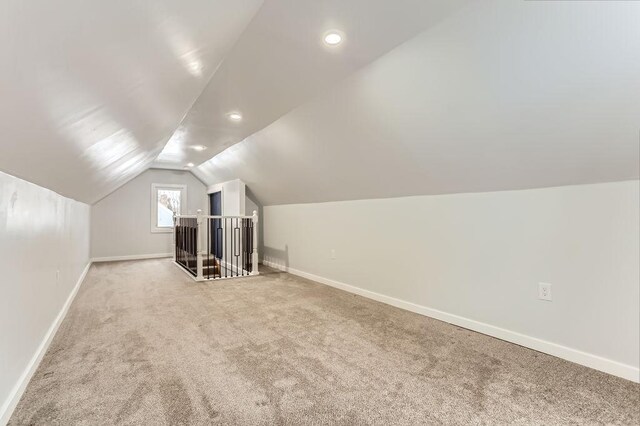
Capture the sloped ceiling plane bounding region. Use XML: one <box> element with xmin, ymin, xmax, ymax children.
<box><xmin>1</xmin><ymin>0</ymin><xmax>638</xmax><ymax>205</ymax></box>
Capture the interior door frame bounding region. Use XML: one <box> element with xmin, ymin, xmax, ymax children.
<box><xmin>207</xmin><ymin>188</ymin><xmax>223</xmax><ymax>215</ymax></box>
<box><xmin>206</xmin><ymin>185</ymin><xmax>224</xmax><ymax>208</ymax></box>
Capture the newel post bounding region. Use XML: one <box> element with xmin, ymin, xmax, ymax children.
<box><xmin>196</xmin><ymin>209</ymin><xmax>204</xmax><ymax>281</ymax></box>
<box><xmin>251</xmin><ymin>210</ymin><xmax>259</xmax><ymax>275</ymax></box>
<box><xmin>172</xmin><ymin>213</ymin><xmax>177</xmax><ymax>262</ymax></box>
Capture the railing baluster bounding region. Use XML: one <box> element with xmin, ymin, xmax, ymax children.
<box><xmin>251</xmin><ymin>210</ymin><xmax>258</xmax><ymax>275</ymax></box>
<box><xmin>242</xmin><ymin>219</ymin><xmax>245</xmax><ymax>276</ymax></box>
<box><xmin>196</xmin><ymin>210</ymin><xmax>203</xmax><ymax>280</ymax></box>
<box><xmin>225</xmin><ymin>217</ymin><xmax>228</xmax><ymax>278</ymax></box>
<box><xmin>181</xmin><ymin>222</ymin><xmax>183</xmax><ymax>267</ymax></box>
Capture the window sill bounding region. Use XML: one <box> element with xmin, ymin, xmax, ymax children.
<box><xmin>151</xmin><ymin>227</ymin><xmax>174</xmax><ymax>234</ymax></box>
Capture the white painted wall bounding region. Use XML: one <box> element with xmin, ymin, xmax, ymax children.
<box><xmin>207</xmin><ymin>179</ymin><xmax>245</xmax><ymax>216</ymax></box>
<box><xmin>195</xmin><ymin>0</ymin><xmax>640</xmax><ymax>206</ymax></box>
<box><xmin>263</xmin><ymin>181</ymin><xmax>640</xmax><ymax>381</ymax></box>
<box><xmin>0</xmin><ymin>171</ymin><xmax>90</xmax><ymax>423</ymax></box>
<box><xmin>246</xmin><ymin>191</ymin><xmax>264</xmax><ymax>262</ymax></box>
<box><xmin>91</xmin><ymin>169</ymin><xmax>207</xmax><ymax>260</ymax></box>
<box><xmin>245</xmin><ymin>195</ymin><xmax>258</xmax><ymax>217</ymax></box>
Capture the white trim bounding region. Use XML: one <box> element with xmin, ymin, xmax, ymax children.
<box><xmin>207</xmin><ymin>273</ymin><xmax>259</xmax><ymax>282</ymax></box>
<box><xmin>183</xmin><ymin>214</ymin><xmax>254</xmax><ymax>219</ymax></box>
<box><xmin>91</xmin><ymin>253</ymin><xmax>171</xmax><ymax>263</ymax></box>
<box><xmin>220</xmin><ymin>260</ymin><xmax>250</xmax><ymax>276</ymax></box>
<box><xmin>206</xmin><ymin>183</ymin><xmax>224</xmax><ymax>196</ymax></box>
<box><xmin>0</xmin><ymin>262</ymin><xmax>92</xmax><ymax>425</ymax></box>
<box><xmin>263</xmin><ymin>260</ymin><xmax>640</xmax><ymax>383</ymax></box>
<box><xmin>151</xmin><ymin>183</ymin><xmax>187</xmax><ymax>233</ymax></box>
<box><xmin>173</xmin><ymin>261</ymin><xmax>257</xmax><ymax>282</ymax></box>
<box><xmin>172</xmin><ymin>261</ymin><xmax>199</xmax><ymax>280</ymax></box>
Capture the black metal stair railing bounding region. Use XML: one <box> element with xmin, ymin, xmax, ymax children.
<box><xmin>174</xmin><ymin>217</ymin><xmax>198</xmax><ymax>276</ymax></box>
<box><xmin>173</xmin><ymin>211</ymin><xmax>258</xmax><ymax>281</ymax></box>
<box><xmin>201</xmin><ymin>216</ymin><xmax>255</xmax><ymax>279</ymax></box>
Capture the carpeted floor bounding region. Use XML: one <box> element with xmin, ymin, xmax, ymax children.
<box><xmin>10</xmin><ymin>259</ymin><xmax>639</xmax><ymax>425</ymax></box>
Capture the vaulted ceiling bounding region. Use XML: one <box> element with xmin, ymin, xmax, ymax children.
<box><xmin>0</xmin><ymin>0</ymin><xmax>263</xmax><ymax>203</ymax></box>
<box><xmin>1</xmin><ymin>1</ymin><xmax>638</xmax><ymax>205</ymax></box>
<box><xmin>152</xmin><ymin>0</ymin><xmax>471</xmax><ymax>170</ymax></box>
<box><xmin>193</xmin><ymin>0</ymin><xmax>640</xmax><ymax>205</ymax></box>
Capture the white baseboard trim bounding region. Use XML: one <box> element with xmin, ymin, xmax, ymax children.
<box><xmin>172</xmin><ymin>261</ymin><xmax>198</xmax><ymax>280</ymax></box>
<box><xmin>173</xmin><ymin>259</ymin><xmax>257</xmax><ymax>282</ymax></box>
<box><xmin>91</xmin><ymin>253</ymin><xmax>171</xmax><ymax>263</ymax></box>
<box><xmin>263</xmin><ymin>260</ymin><xmax>639</xmax><ymax>383</ymax></box>
<box><xmin>0</xmin><ymin>261</ymin><xmax>92</xmax><ymax>426</ymax></box>
<box><xmin>220</xmin><ymin>260</ymin><xmax>249</xmax><ymax>276</ymax></box>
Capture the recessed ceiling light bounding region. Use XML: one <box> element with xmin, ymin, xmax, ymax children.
<box><xmin>324</xmin><ymin>31</ymin><xmax>343</xmax><ymax>46</ymax></box>
<box><xmin>192</xmin><ymin>145</ymin><xmax>207</xmax><ymax>151</ymax></box>
<box><xmin>228</xmin><ymin>112</ymin><xmax>242</xmax><ymax>122</ymax></box>
<box><xmin>186</xmin><ymin>162</ymin><xmax>195</xmax><ymax>167</ymax></box>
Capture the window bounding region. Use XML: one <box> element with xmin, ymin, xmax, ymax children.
<box><xmin>151</xmin><ymin>184</ymin><xmax>187</xmax><ymax>233</ymax></box>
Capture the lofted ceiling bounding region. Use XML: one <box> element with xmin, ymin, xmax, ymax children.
<box><xmin>0</xmin><ymin>0</ymin><xmax>263</xmax><ymax>203</ymax></box>
<box><xmin>193</xmin><ymin>0</ymin><xmax>640</xmax><ymax>205</ymax></box>
<box><xmin>1</xmin><ymin>1</ymin><xmax>638</xmax><ymax>206</ymax></box>
<box><xmin>152</xmin><ymin>0</ymin><xmax>471</xmax><ymax>170</ymax></box>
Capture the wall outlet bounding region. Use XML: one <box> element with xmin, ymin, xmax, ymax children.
<box><xmin>330</xmin><ymin>249</ymin><xmax>336</xmax><ymax>260</ymax></box>
<box><xmin>56</xmin><ymin>270</ymin><xmax>60</xmax><ymax>281</ymax></box>
<box><xmin>538</xmin><ymin>282</ymin><xmax>552</xmax><ymax>301</ymax></box>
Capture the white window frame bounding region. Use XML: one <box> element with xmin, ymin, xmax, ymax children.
<box><xmin>151</xmin><ymin>183</ymin><xmax>187</xmax><ymax>233</ymax></box>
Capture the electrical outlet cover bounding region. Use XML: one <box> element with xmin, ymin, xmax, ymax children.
<box><xmin>538</xmin><ymin>282</ymin><xmax>552</xmax><ymax>301</ymax></box>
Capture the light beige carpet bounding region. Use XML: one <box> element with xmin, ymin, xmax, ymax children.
<box><xmin>9</xmin><ymin>259</ymin><xmax>639</xmax><ymax>425</ymax></box>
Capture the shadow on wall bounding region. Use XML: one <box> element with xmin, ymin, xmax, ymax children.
<box><xmin>263</xmin><ymin>244</ymin><xmax>289</xmax><ymax>270</ymax></box>
<box><xmin>246</xmin><ymin>186</ymin><xmax>265</xmax><ymax>261</ymax></box>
